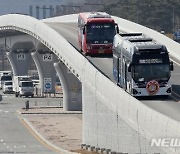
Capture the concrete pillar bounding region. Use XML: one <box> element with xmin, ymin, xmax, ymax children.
<box><xmin>31</xmin><ymin>51</ymin><xmax>57</xmax><ymax>94</ymax></box>
<box><xmin>54</xmin><ymin>61</ymin><xmax>82</xmax><ymax>111</ymax></box>
<box><xmin>6</xmin><ymin>52</ymin><xmax>32</xmax><ymax>76</ymax></box>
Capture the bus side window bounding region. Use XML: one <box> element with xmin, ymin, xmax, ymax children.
<box><xmin>113</xmin><ymin>54</ymin><xmax>119</xmax><ymax>80</ymax></box>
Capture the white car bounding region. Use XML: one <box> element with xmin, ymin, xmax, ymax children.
<box><xmin>3</xmin><ymin>81</ymin><xmax>14</xmax><ymax>94</ymax></box>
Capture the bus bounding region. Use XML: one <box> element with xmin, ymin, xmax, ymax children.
<box><xmin>113</xmin><ymin>33</ymin><xmax>174</xmax><ymax>97</ymax></box>
<box><xmin>78</xmin><ymin>12</ymin><xmax>119</xmax><ymax>56</ymax></box>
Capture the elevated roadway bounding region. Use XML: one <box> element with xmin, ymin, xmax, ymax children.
<box><xmin>46</xmin><ymin>22</ymin><xmax>180</xmax><ymax>122</ymax></box>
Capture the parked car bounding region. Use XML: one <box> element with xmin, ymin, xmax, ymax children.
<box><xmin>0</xmin><ymin>75</ymin><xmax>12</xmax><ymax>89</ymax></box>
<box><xmin>3</xmin><ymin>81</ymin><xmax>14</xmax><ymax>94</ymax></box>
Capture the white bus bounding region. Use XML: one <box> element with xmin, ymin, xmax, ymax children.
<box><xmin>113</xmin><ymin>33</ymin><xmax>174</xmax><ymax>97</ymax></box>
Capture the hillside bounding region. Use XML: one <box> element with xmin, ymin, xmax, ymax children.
<box><xmin>101</xmin><ymin>0</ymin><xmax>180</xmax><ymax>33</ymax></box>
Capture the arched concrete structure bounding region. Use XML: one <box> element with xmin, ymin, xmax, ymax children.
<box><xmin>0</xmin><ymin>14</ymin><xmax>180</xmax><ymax>153</ymax></box>
<box><xmin>0</xmin><ymin>30</ymin><xmax>61</xmax><ymax>95</ymax></box>
<box><xmin>32</xmin><ymin>43</ymin><xmax>58</xmax><ymax>94</ymax></box>
<box><xmin>0</xmin><ymin>34</ymin><xmax>36</xmax><ymax>75</ymax></box>
<box><xmin>0</xmin><ymin>15</ymin><xmax>82</xmax><ymax>111</ymax></box>
<box><xmin>7</xmin><ymin>41</ymin><xmax>34</xmax><ymax>76</ymax></box>
<box><xmin>54</xmin><ymin>62</ymin><xmax>82</xmax><ymax>111</ymax></box>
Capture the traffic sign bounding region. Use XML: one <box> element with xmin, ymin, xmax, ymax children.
<box><xmin>43</xmin><ymin>54</ymin><xmax>52</xmax><ymax>61</ymax></box>
<box><xmin>45</xmin><ymin>82</ymin><xmax>51</xmax><ymax>89</ymax></box>
<box><xmin>17</xmin><ymin>53</ymin><xmax>26</xmax><ymax>60</ymax></box>
<box><xmin>44</xmin><ymin>78</ymin><xmax>52</xmax><ymax>92</ymax></box>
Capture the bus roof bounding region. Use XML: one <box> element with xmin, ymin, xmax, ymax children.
<box><xmin>115</xmin><ymin>33</ymin><xmax>166</xmax><ymax>54</ymax></box>
<box><xmin>80</xmin><ymin>12</ymin><xmax>111</xmax><ymax>19</ymax></box>
<box><xmin>79</xmin><ymin>12</ymin><xmax>114</xmax><ymax>24</ymax></box>
<box><xmin>119</xmin><ymin>33</ymin><xmax>152</xmax><ymax>42</ymax></box>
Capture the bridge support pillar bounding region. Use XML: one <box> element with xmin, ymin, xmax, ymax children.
<box><xmin>31</xmin><ymin>52</ymin><xmax>57</xmax><ymax>94</ymax></box>
<box><xmin>54</xmin><ymin>62</ymin><xmax>82</xmax><ymax>111</ymax></box>
<box><xmin>7</xmin><ymin>51</ymin><xmax>32</xmax><ymax>76</ymax></box>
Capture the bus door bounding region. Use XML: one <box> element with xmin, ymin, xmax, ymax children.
<box><xmin>113</xmin><ymin>54</ymin><xmax>119</xmax><ymax>82</ymax></box>
<box><xmin>122</xmin><ymin>57</ymin><xmax>127</xmax><ymax>90</ymax></box>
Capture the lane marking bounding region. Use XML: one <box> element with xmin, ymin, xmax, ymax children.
<box><xmin>170</xmin><ymin>93</ymin><xmax>180</xmax><ymax>102</ymax></box>
<box><xmin>20</xmin><ymin>117</ymin><xmax>60</xmax><ymax>153</ymax></box>
<box><xmin>171</xmin><ymin>58</ymin><xmax>180</xmax><ymax>66</ymax></box>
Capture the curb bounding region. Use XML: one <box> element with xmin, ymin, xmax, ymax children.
<box><xmin>18</xmin><ymin>109</ymin><xmax>82</xmax><ymax>115</ymax></box>
<box><xmin>17</xmin><ymin>111</ymin><xmax>79</xmax><ymax>154</ymax></box>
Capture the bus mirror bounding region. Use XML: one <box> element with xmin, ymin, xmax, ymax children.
<box><xmin>83</xmin><ymin>26</ymin><xmax>86</xmax><ymax>34</ymax></box>
<box><xmin>115</xmin><ymin>24</ymin><xmax>119</xmax><ymax>34</ymax></box>
<box><xmin>128</xmin><ymin>63</ymin><xmax>132</xmax><ymax>72</ymax></box>
<box><xmin>170</xmin><ymin>61</ymin><xmax>174</xmax><ymax>71</ymax></box>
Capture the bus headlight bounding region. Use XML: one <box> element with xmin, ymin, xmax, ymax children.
<box><xmin>166</xmin><ymin>87</ymin><xmax>171</xmax><ymax>93</ymax></box>
<box><xmin>132</xmin><ymin>89</ymin><xmax>138</xmax><ymax>95</ymax></box>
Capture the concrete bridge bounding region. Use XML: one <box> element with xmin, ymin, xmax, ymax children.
<box><xmin>0</xmin><ymin>14</ymin><xmax>180</xmax><ymax>153</ymax></box>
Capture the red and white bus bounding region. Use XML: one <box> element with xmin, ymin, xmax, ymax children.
<box><xmin>78</xmin><ymin>12</ymin><xmax>119</xmax><ymax>56</ymax></box>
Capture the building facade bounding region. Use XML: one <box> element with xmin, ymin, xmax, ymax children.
<box><xmin>0</xmin><ymin>0</ymin><xmax>104</xmax><ymax>19</ymax></box>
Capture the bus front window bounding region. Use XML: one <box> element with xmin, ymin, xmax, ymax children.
<box><xmin>133</xmin><ymin>64</ymin><xmax>170</xmax><ymax>82</ymax></box>
<box><xmin>86</xmin><ymin>23</ymin><xmax>116</xmax><ymax>44</ymax></box>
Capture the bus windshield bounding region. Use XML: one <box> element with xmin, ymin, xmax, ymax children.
<box><xmin>133</xmin><ymin>64</ymin><xmax>170</xmax><ymax>82</ymax></box>
<box><xmin>86</xmin><ymin>23</ymin><xmax>116</xmax><ymax>44</ymax></box>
